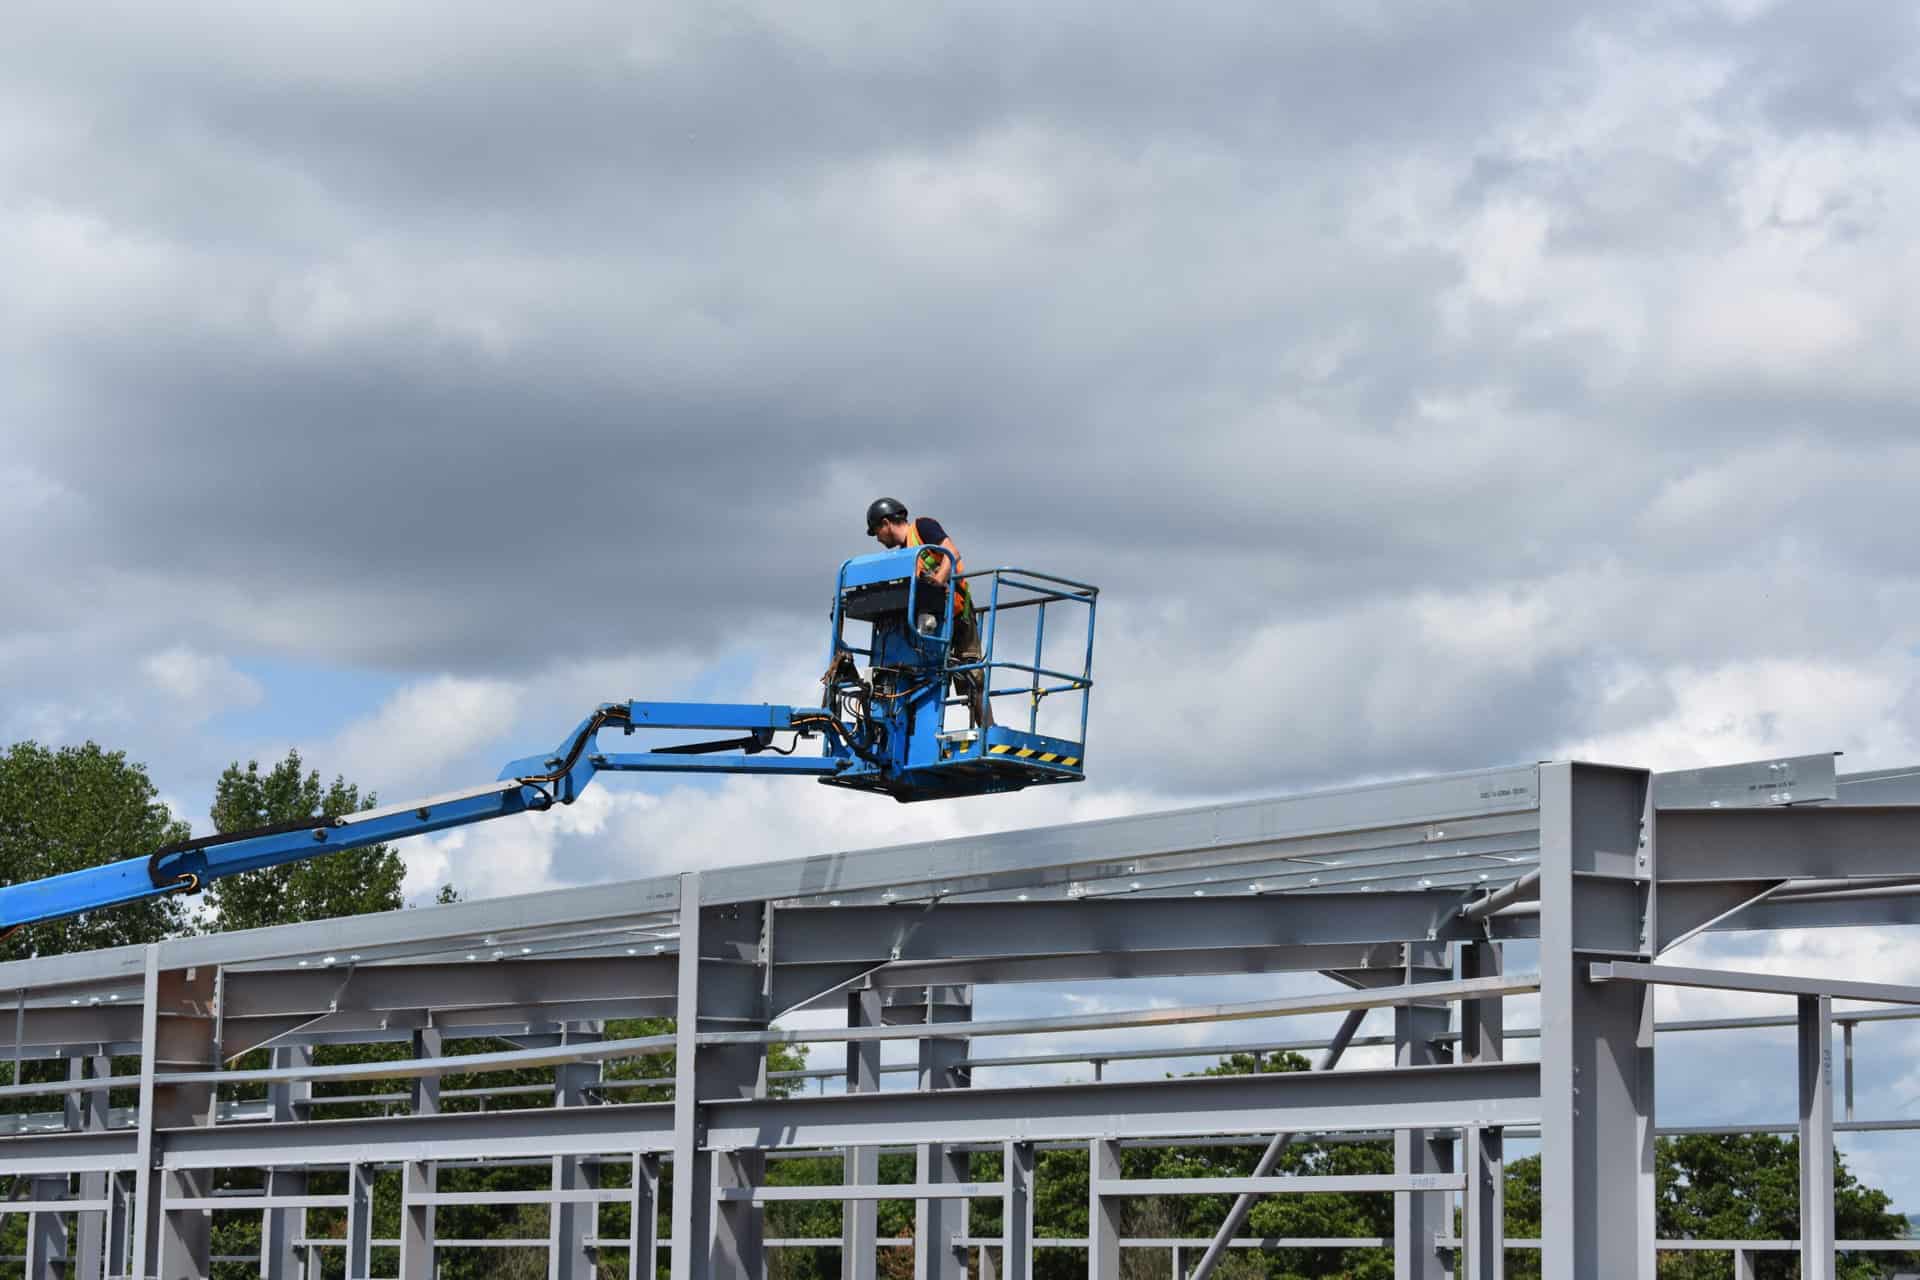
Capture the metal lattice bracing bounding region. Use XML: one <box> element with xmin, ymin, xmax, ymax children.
<box><xmin>2</xmin><ymin>751</ymin><xmax>1918</xmax><ymax>1279</ymax></box>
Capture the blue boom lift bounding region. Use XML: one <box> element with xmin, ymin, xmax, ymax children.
<box><xmin>0</xmin><ymin>551</ymin><xmax>1097</xmax><ymax>936</ymax></box>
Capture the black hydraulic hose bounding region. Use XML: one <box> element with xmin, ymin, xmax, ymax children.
<box><xmin>516</xmin><ymin>704</ymin><xmax>631</xmax><ymax>786</ymax></box>
<box><xmin>146</xmin><ymin>814</ymin><xmax>342</xmax><ymax>893</ymax></box>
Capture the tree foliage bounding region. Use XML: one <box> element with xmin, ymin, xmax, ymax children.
<box><xmin>203</xmin><ymin>748</ymin><xmax>405</xmax><ymax>931</ymax></box>
<box><xmin>0</xmin><ymin>740</ymin><xmax>195</xmax><ymax>1263</ymax></box>
<box><xmin>1503</xmin><ymin>1136</ymin><xmax>1916</xmax><ymax>1279</ymax></box>
<box><xmin>0</xmin><ymin>739</ymin><xmax>190</xmax><ymax>960</ymax></box>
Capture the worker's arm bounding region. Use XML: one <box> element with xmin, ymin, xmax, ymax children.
<box><xmin>926</xmin><ymin>536</ymin><xmax>962</xmax><ymax>587</ymax></box>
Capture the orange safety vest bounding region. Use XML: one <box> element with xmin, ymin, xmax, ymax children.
<box><xmin>904</xmin><ymin>520</ymin><xmax>973</xmax><ymax>615</ymax></box>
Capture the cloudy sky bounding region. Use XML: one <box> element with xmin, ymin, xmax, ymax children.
<box><xmin>6</xmin><ymin>0</ymin><xmax>1920</xmax><ymax>1212</ymax></box>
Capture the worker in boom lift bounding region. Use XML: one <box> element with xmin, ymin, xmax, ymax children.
<box><xmin>866</xmin><ymin>497</ymin><xmax>994</xmax><ymax>729</ymax></box>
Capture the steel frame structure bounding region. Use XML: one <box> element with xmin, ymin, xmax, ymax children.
<box><xmin>4</xmin><ymin>754</ymin><xmax>1920</xmax><ymax>1278</ymax></box>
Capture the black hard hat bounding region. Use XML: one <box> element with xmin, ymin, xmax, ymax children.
<box><xmin>866</xmin><ymin>497</ymin><xmax>908</xmax><ymax>534</ymax></box>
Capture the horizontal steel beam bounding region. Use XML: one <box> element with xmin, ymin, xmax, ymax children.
<box><xmin>0</xmin><ymin>755</ymin><xmax>1860</xmax><ymax>1002</ymax></box>
<box><xmin>0</xmin><ymin>1005</ymin><xmax>142</xmax><ymax>1057</ymax></box>
<box><xmin>1436</xmin><ymin>1237</ymin><xmax>1919</xmax><ymax>1253</ymax></box>
<box><xmin>772</xmin><ymin>894</ymin><xmax>1480</xmax><ymax>966</ymax></box>
<box><xmin>1652</xmin><ymin>754</ymin><xmax>1837</xmax><ymax>809</ymax></box>
<box><xmin>1702</xmin><ymin>888</ymin><xmax>1920</xmax><ymax>934</ymax></box>
<box><xmin>1590</xmin><ymin>961</ymin><xmax>1920</xmax><ymax>1005</ymax></box>
<box><xmin>164</xmin><ymin>1195</ymin><xmax>347</xmax><ymax>1212</ymax></box>
<box><xmin>721</xmin><ymin>1182</ymin><xmax>1007</xmax><ymax>1203</ymax></box>
<box><xmin>161</xmin><ymin>1030</ymin><xmax>677</xmax><ymax>1087</ymax></box>
<box><xmin>0</xmin><ymin>1129</ymin><xmax>137</xmax><ymax>1176</ymax></box>
<box><xmin>910</xmin><ymin>820</ymin><xmax>1540</xmax><ymax>907</ymax></box>
<box><xmin>0</xmin><ymin>764</ymin><xmax>1542</xmax><ymax>996</ymax></box>
<box><xmin>703</xmin><ymin>1061</ymin><xmax>1541</xmax><ymax>1150</ymax></box>
<box><xmin>957</xmin><ymin>1235</ymin><xmax>1392</xmax><ymax>1250</ymax></box>
<box><xmin>221</xmin><ymin>954</ymin><xmax>680</xmax><ymax>1018</ymax></box>
<box><xmin>1829</xmin><ymin>765</ymin><xmax>1920</xmax><ymax>806</ymax></box>
<box><xmin>1658</xmin><ymin>805</ymin><xmax>1920</xmax><ymax>883</ymax></box>
<box><xmin>157</xmin><ymin>1101</ymin><xmax>675</xmax><ymax>1169</ymax></box>
<box><xmin>15</xmin><ymin>1061</ymin><xmax>1535</xmax><ymax>1174</ymax></box>
<box><xmin>0</xmin><ymin>1198</ymin><xmax>110</xmax><ymax>1214</ymax></box>
<box><xmin>410</xmin><ymin>1188</ymin><xmax>633</xmax><ymax>1206</ymax></box>
<box><xmin>711</xmin><ymin>976</ymin><xmax>1535</xmax><ymax>1047</ymax></box>
<box><xmin>1099</xmin><ymin>1174</ymin><xmax>1464</xmax><ymax>1195</ymax></box>
<box><xmin>704</xmin><ymin>764</ymin><xmax>1542</xmax><ymax>909</ymax></box>
<box><xmin>830</xmin><ymin>942</ymin><xmax>1414</xmax><ymax>996</ymax></box>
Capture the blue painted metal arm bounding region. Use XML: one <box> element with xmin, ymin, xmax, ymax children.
<box><xmin>0</xmin><ymin>699</ymin><xmax>848</xmax><ymax>934</ymax></box>
<box><xmin>0</xmin><ymin>555</ymin><xmax>1098</xmax><ymax>931</ymax></box>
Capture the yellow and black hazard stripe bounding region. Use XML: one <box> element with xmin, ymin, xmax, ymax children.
<box><xmin>988</xmin><ymin>743</ymin><xmax>1081</xmax><ymax>768</ymax></box>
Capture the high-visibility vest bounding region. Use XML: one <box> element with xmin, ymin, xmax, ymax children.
<box><xmin>905</xmin><ymin>521</ymin><xmax>973</xmax><ymax>615</ymax></box>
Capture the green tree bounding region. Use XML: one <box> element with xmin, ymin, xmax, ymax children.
<box><xmin>0</xmin><ymin>740</ymin><xmax>191</xmax><ymax>960</ymax></box>
<box><xmin>0</xmin><ymin>740</ymin><xmax>195</xmax><ymax>1263</ymax></box>
<box><xmin>203</xmin><ymin>748</ymin><xmax>404</xmax><ymax>931</ymax></box>
<box><xmin>1503</xmin><ymin>1137</ymin><xmax>1916</xmax><ymax>1280</ymax></box>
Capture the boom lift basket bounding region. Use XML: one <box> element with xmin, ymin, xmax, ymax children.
<box><xmin>822</xmin><ymin>550</ymin><xmax>1097</xmax><ymax>801</ymax></box>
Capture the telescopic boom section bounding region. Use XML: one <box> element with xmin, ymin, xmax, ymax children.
<box><xmin>0</xmin><ymin>699</ymin><xmax>845</xmax><ymax>935</ymax></box>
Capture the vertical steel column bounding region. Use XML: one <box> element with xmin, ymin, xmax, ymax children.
<box><xmin>1537</xmin><ymin>762</ymin><xmax>1657</xmax><ymax>1280</ymax></box>
<box><xmin>630</xmin><ymin>1154</ymin><xmax>661</xmax><ymax>1280</ymax></box>
<box><xmin>264</xmin><ymin>1042</ymin><xmax>313</xmax><ymax>1280</ymax></box>
<box><xmin>1798</xmin><ymin>994</ymin><xmax>1835</xmax><ymax>1280</ymax></box>
<box><xmin>131</xmin><ymin>951</ymin><xmax>219</xmax><ymax>1280</ymax></box>
<box><xmin>1002</xmin><ymin>1141</ymin><xmax>1033</xmax><ymax>1280</ymax></box>
<box><xmin>399</xmin><ymin>1028</ymin><xmax>440</xmax><ymax>1280</ymax></box>
<box><xmin>713</xmin><ymin>1152</ymin><xmax>763</xmax><ymax>1279</ymax></box>
<box><xmin>1733</xmin><ymin>1247</ymin><xmax>1756</xmax><ymax>1280</ymax></box>
<box><xmin>915</xmin><ymin>986</ymin><xmax>971</xmax><ymax>1280</ymax></box>
<box><xmin>413</xmin><ymin>1027</ymin><xmax>443</xmax><ymax>1116</ymax></box>
<box><xmin>1460</xmin><ymin>941</ymin><xmax>1505</xmax><ymax>1280</ymax></box>
<box><xmin>401</xmin><ymin>1160</ymin><xmax>436</xmax><ymax>1280</ymax></box>
<box><xmin>842</xmin><ymin>986</ymin><xmax>882</xmax><ymax>1280</ymax></box>
<box><xmin>1395</xmin><ymin>952</ymin><xmax>1453</xmax><ymax>1280</ymax></box>
<box><xmin>670</xmin><ymin>873</ymin><xmax>705</xmax><ymax>1280</ymax></box>
<box><xmin>106</xmin><ymin>1170</ymin><xmax>134</xmax><ymax>1279</ymax></box>
<box><xmin>706</xmin><ymin>908</ymin><xmax>768</xmax><ymax>1280</ymax></box>
<box><xmin>670</xmin><ymin>873</ymin><xmax>769</xmax><ymax>1280</ymax></box>
<box><xmin>346</xmin><ymin>1162</ymin><xmax>374</xmax><ymax>1280</ymax></box>
<box><xmin>25</xmin><ymin>1173</ymin><xmax>70</xmax><ymax>1278</ymax></box>
<box><xmin>1460</xmin><ymin>1127</ymin><xmax>1502</xmax><ymax>1280</ymax></box>
<box><xmin>1842</xmin><ymin>1020</ymin><xmax>1855</xmax><ymax>1123</ymax></box>
<box><xmin>74</xmin><ymin>1053</ymin><xmax>109</xmax><ymax>1280</ymax></box>
<box><xmin>550</xmin><ymin>1046</ymin><xmax>600</xmax><ymax>1279</ymax></box>
<box><xmin>1089</xmin><ymin>1138</ymin><xmax>1122</xmax><ymax>1280</ymax></box>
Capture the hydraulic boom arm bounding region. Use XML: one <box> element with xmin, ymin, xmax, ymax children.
<box><xmin>0</xmin><ymin>549</ymin><xmax>1098</xmax><ymax>937</ymax></box>
<box><xmin>0</xmin><ymin>700</ymin><xmax>844</xmax><ymax>935</ymax></box>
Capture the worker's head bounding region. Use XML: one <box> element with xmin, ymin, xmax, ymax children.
<box><xmin>866</xmin><ymin>497</ymin><xmax>910</xmax><ymax>546</ymax></box>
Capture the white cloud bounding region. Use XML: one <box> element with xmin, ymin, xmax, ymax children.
<box><xmin>140</xmin><ymin>648</ymin><xmax>264</xmax><ymax>721</ymax></box>
<box><xmin>319</xmin><ymin>675</ymin><xmax>524</xmax><ymax>795</ymax></box>
<box><xmin>1558</xmin><ymin>656</ymin><xmax>1918</xmax><ymax>772</ymax></box>
<box><xmin>401</xmin><ymin>776</ymin><xmax>630</xmax><ymax>901</ymax></box>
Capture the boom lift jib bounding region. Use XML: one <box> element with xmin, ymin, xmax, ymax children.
<box><xmin>0</xmin><ymin>550</ymin><xmax>1097</xmax><ymax>934</ymax></box>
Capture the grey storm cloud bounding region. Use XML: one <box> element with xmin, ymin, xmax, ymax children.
<box><xmin>5</xmin><ymin>0</ymin><xmax>1920</xmax><ymax>796</ymax></box>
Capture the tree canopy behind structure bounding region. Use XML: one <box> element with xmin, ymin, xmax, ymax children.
<box><xmin>203</xmin><ymin>747</ymin><xmax>405</xmax><ymax>931</ymax></box>
<box><xmin>1503</xmin><ymin>1135</ymin><xmax>1916</xmax><ymax>1279</ymax></box>
<box><xmin>0</xmin><ymin>739</ymin><xmax>190</xmax><ymax>961</ymax></box>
